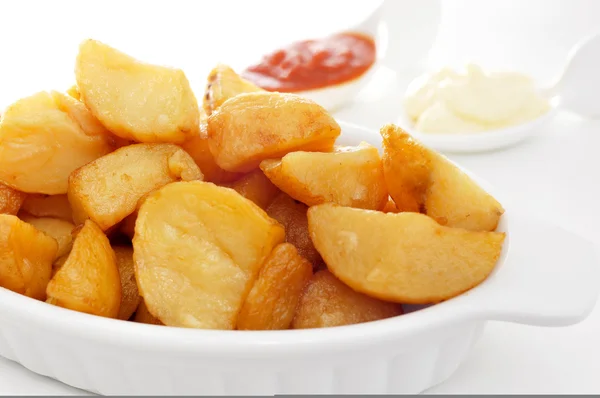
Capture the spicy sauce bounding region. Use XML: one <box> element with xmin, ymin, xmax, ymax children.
<box><xmin>241</xmin><ymin>32</ymin><xmax>376</xmax><ymax>93</ymax></box>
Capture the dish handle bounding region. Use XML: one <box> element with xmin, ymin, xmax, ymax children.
<box><xmin>466</xmin><ymin>213</ymin><xmax>599</xmax><ymax>326</ymax></box>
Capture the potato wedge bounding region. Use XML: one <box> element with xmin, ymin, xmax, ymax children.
<box><xmin>380</xmin><ymin>125</ymin><xmax>431</xmax><ymax>213</ymax></box>
<box><xmin>0</xmin><ymin>184</ymin><xmax>26</xmax><ymax>215</ymax></box>
<box><xmin>68</xmin><ymin>143</ymin><xmax>203</xmax><ymax>230</ymax></box>
<box><xmin>21</xmin><ymin>194</ymin><xmax>73</xmax><ymax>221</ymax></box>
<box><xmin>76</xmin><ymin>39</ymin><xmax>199</xmax><ymax>144</ymax></box>
<box><xmin>181</xmin><ymin>120</ymin><xmax>242</xmax><ymax>183</ymax></box>
<box><xmin>113</xmin><ymin>246</ymin><xmax>140</xmax><ymax>320</ymax></box>
<box><xmin>0</xmin><ymin>214</ymin><xmax>57</xmax><ymax>300</ymax></box>
<box><xmin>381</xmin><ymin>124</ymin><xmax>504</xmax><ymax>231</ymax></box>
<box><xmin>222</xmin><ymin>170</ymin><xmax>281</xmax><ymax>210</ymax></box>
<box><xmin>134</xmin><ymin>181</ymin><xmax>285</xmax><ymax>329</ymax></box>
<box><xmin>134</xmin><ymin>300</ymin><xmax>163</xmax><ymax>325</ymax></box>
<box><xmin>0</xmin><ymin>91</ymin><xmax>113</xmax><ymax>194</ymax></box>
<box><xmin>19</xmin><ymin>214</ymin><xmax>75</xmax><ymax>258</ymax></box>
<box><xmin>266</xmin><ymin>193</ymin><xmax>322</xmax><ymax>268</ymax></box>
<box><xmin>292</xmin><ymin>270</ymin><xmax>402</xmax><ymax>329</ymax></box>
<box><xmin>308</xmin><ymin>204</ymin><xmax>505</xmax><ymax>304</ymax></box>
<box><xmin>203</xmin><ymin>64</ymin><xmax>263</xmax><ymax>116</ymax></box>
<box><xmin>46</xmin><ymin>220</ymin><xmax>121</xmax><ymax>318</ymax></box>
<box><xmin>208</xmin><ymin>91</ymin><xmax>340</xmax><ymax>172</ymax></box>
<box><xmin>261</xmin><ymin>142</ymin><xmax>388</xmax><ymax>210</ymax></box>
<box><xmin>237</xmin><ymin>243</ymin><xmax>312</xmax><ymax>330</ymax></box>
<box><xmin>66</xmin><ymin>84</ymin><xmax>81</xmax><ymax>101</ymax></box>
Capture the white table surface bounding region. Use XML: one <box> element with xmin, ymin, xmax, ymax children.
<box><xmin>0</xmin><ymin>0</ymin><xmax>599</xmax><ymax>394</ymax></box>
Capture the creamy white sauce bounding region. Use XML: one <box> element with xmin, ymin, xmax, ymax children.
<box><xmin>404</xmin><ymin>64</ymin><xmax>550</xmax><ymax>134</ymax></box>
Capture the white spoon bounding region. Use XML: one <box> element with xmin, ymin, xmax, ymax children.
<box><xmin>543</xmin><ymin>32</ymin><xmax>600</xmax><ymax>118</ymax></box>
<box><xmin>399</xmin><ymin>32</ymin><xmax>600</xmax><ymax>154</ymax></box>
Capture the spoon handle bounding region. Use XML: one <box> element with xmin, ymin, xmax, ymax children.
<box><xmin>547</xmin><ymin>32</ymin><xmax>600</xmax><ymax>118</ymax></box>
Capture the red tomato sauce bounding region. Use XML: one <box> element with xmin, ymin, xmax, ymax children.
<box><xmin>241</xmin><ymin>32</ymin><xmax>376</xmax><ymax>92</ymax></box>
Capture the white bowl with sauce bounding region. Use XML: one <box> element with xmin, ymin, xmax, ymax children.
<box><xmin>240</xmin><ymin>2</ymin><xmax>386</xmax><ymax>113</ymax></box>
<box><xmin>398</xmin><ymin>64</ymin><xmax>559</xmax><ymax>153</ymax></box>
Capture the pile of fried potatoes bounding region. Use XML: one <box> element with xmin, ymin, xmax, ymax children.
<box><xmin>0</xmin><ymin>39</ymin><xmax>506</xmax><ymax>330</ymax></box>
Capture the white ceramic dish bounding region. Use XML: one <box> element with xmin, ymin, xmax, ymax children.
<box><xmin>397</xmin><ymin>97</ymin><xmax>561</xmax><ymax>154</ymax></box>
<box><xmin>0</xmin><ymin>121</ymin><xmax>597</xmax><ymax>395</ymax></box>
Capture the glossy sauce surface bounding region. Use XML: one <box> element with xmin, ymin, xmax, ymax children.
<box><xmin>242</xmin><ymin>32</ymin><xmax>376</xmax><ymax>92</ymax></box>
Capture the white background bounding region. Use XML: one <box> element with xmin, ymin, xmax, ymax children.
<box><xmin>0</xmin><ymin>0</ymin><xmax>599</xmax><ymax>394</ymax></box>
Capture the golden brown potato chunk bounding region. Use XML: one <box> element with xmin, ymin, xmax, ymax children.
<box><xmin>380</xmin><ymin>125</ymin><xmax>430</xmax><ymax>213</ymax></box>
<box><xmin>76</xmin><ymin>39</ymin><xmax>199</xmax><ymax>144</ymax></box>
<box><xmin>181</xmin><ymin>124</ymin><xmax>242</xmax><ymax>183</ymax></box>
<box><xmin>381</xmin><ymin>124</ymin><xmax>504</xmax><ymax>231</ymax></box>
<box><xmin>292</xmin><ymin>270</ymin><xmax>402</xmax><ymax>329</ymax></box>
<box><xmin>66</xmin><ymin>84</ymin><xmax>81</xmax><ymax>101</ymax></box>
<box><xmin>0</xmin><ymin>214</ymin><xmax>57</xmax><ymax>300</ymax></box>
<box><xmin>0</xmin><ymin>91</ymin><xmax>113</xmax><ymax>194</ymax></box>
<box><xmin>68</xmin><ymin>143</ymin><xmax>203</xmax><ymax>230</ymax></box>
<box><xmin>261</xmin><ymin>143</ymin><xmax>388</xmax><ymax>210</ymax></box>
<box><xmin>134</xmin><ymin>300</ymin><xmax>163</xmax><ymax>325</ymax></box>
<box><xmin>208</xmin><ymin>92</ymin><xmax>340</xmax><ymax>172</ymax></box>
<box><xmin>113</xmin><ymin>246</ymin><xmax>140</xmax><ymax>320</ymax></box>
<box><xmin>308</xmin><ymin>204</ymin><xmax>505</xmax><ymax>304</ymax></box>
<box><xmin>237</xmin><ymin>243</ymin><xmax>312</xmax><ymax>330</ymax></box>
<box><xmin>222</xmin><ymin>170</ymin><xmax>281</xmax><ymax>210</ymax></box>
<box><xmin>20</xmin><ymin>194</ymin><xmax>73</xmax><ymax>222</ymax></box>
<box><xmin>19</xmin><ymin>214</ymin><xmax>75</xmax><ymax>259</ymax></box>
<box><xmin>266</xmin><ymin>193</ymin><xmax>322</xmax><ymax>268</ymax></box>
<box><xmin>134</xmin><ymin>181</ymin><xmax>285</xmax><ymax>329</ymax></box>
<box><xmin>203</xmin><ymin>64</ymin><xmax>263</xmax><ymax>116</ymax></box>
<box><xmin>0</xmin><ymin>184</ymin><xmax>26</xmax><ymax>215</ymax></box>
<box><xmin>46</xmin><ymin>220</ymin><xmax>121</xmax><ymax>318</ymax></box>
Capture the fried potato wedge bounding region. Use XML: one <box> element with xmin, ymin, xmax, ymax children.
<box><xmin>66</xmin><ymin>84</ymin><xmax>81</xmax><ymax>101</ymax></box>
<box><xmin>46</xmin><ymin>220</ymin><xmax>121</xmax><ymax>318</ymax></box>
<box><xmin>134</xmin><ymin>181</ymin><xmax>285</xmax><ymax>329</ymax></box>
<box><xmin>203</xmin><ymin>64</ymin><xmax>263</xmax><ymax>116</ymax></box>
<box><xmin>308</xmin><ymin>204</ymin><xmax>505</xmax><ymax>304</ymax></box>
<box><xmin>261</xmin><ymin>143</ymin><xmax>388</xmax><ymax>210</ymax></box>
<box><xmin>76</xmin><ymin>39</ymin><xmax>199</xmax><ymax>143</ymax></box>
<box><xmin>134</xmin><ymin>300</ymin><xmax>163</xmax><ymax>325</ymax></box>
<box><xmin>19</xmin><ymin>214</ymin><xmax>75</xmax><ymax>258</ymax></box>
<box><xmin>0</xmin><ymin>91</ymin><xmax>114</xmax><ymax>194</ymax></box>
<box><xmin>21</xmin><ymin>194</ymin><xmax>73</xmax><ymax>221</ymax></box>
<box><xmin>0</xmin><ymin>184</ymin><xmax>26</xmax><ymax>215</ymax></box>
<box><xmin>380</xmin><ymin>125</ymin><xmax>430</xmax><ymax>213</ymax></box>
<box><xmin>113</xmin><ymin>246</ymin><xmax>141</xmax><ymax>320</ymax></box>
<box><xmin>68</xmin><ymin>143</ymin><xmax>203</xmax><ymax>230</ymax></box>
<box><xmin>208</xmin><ymin>92</ymin><xmax>340</xmax><ymax>172</ymax></box>
<box><xmin>237</xmin><ymin>243</ymin><xmax>312</xmax><ymax>330</ymax></box>
<box><xmin>266</xmin><ymin>193</ymin><xmax>322</xmax><ymax>268</ymax></box>
<box><xmin>223</xmin><ymin>170</ymin><xmax>281</xmax><ymax>210</ymax></box>
<box><xmin>0</xmin><ymin>214</ymin><xmax>57</xmax><ymax>300</ymax></box>
<box><xmin>292</xmin><ymin>270</ymin><xmax>402</xmax><ymax>329</ymax></box>
<box><xmin>381</xmin><ymin>124</ymin><xmax>504</xmax><ymax>231</ymax></box>
<box><xmin>181</xmin><ymin>124</ymin><xmax>242</xmax><ymax>183</ymax></box>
